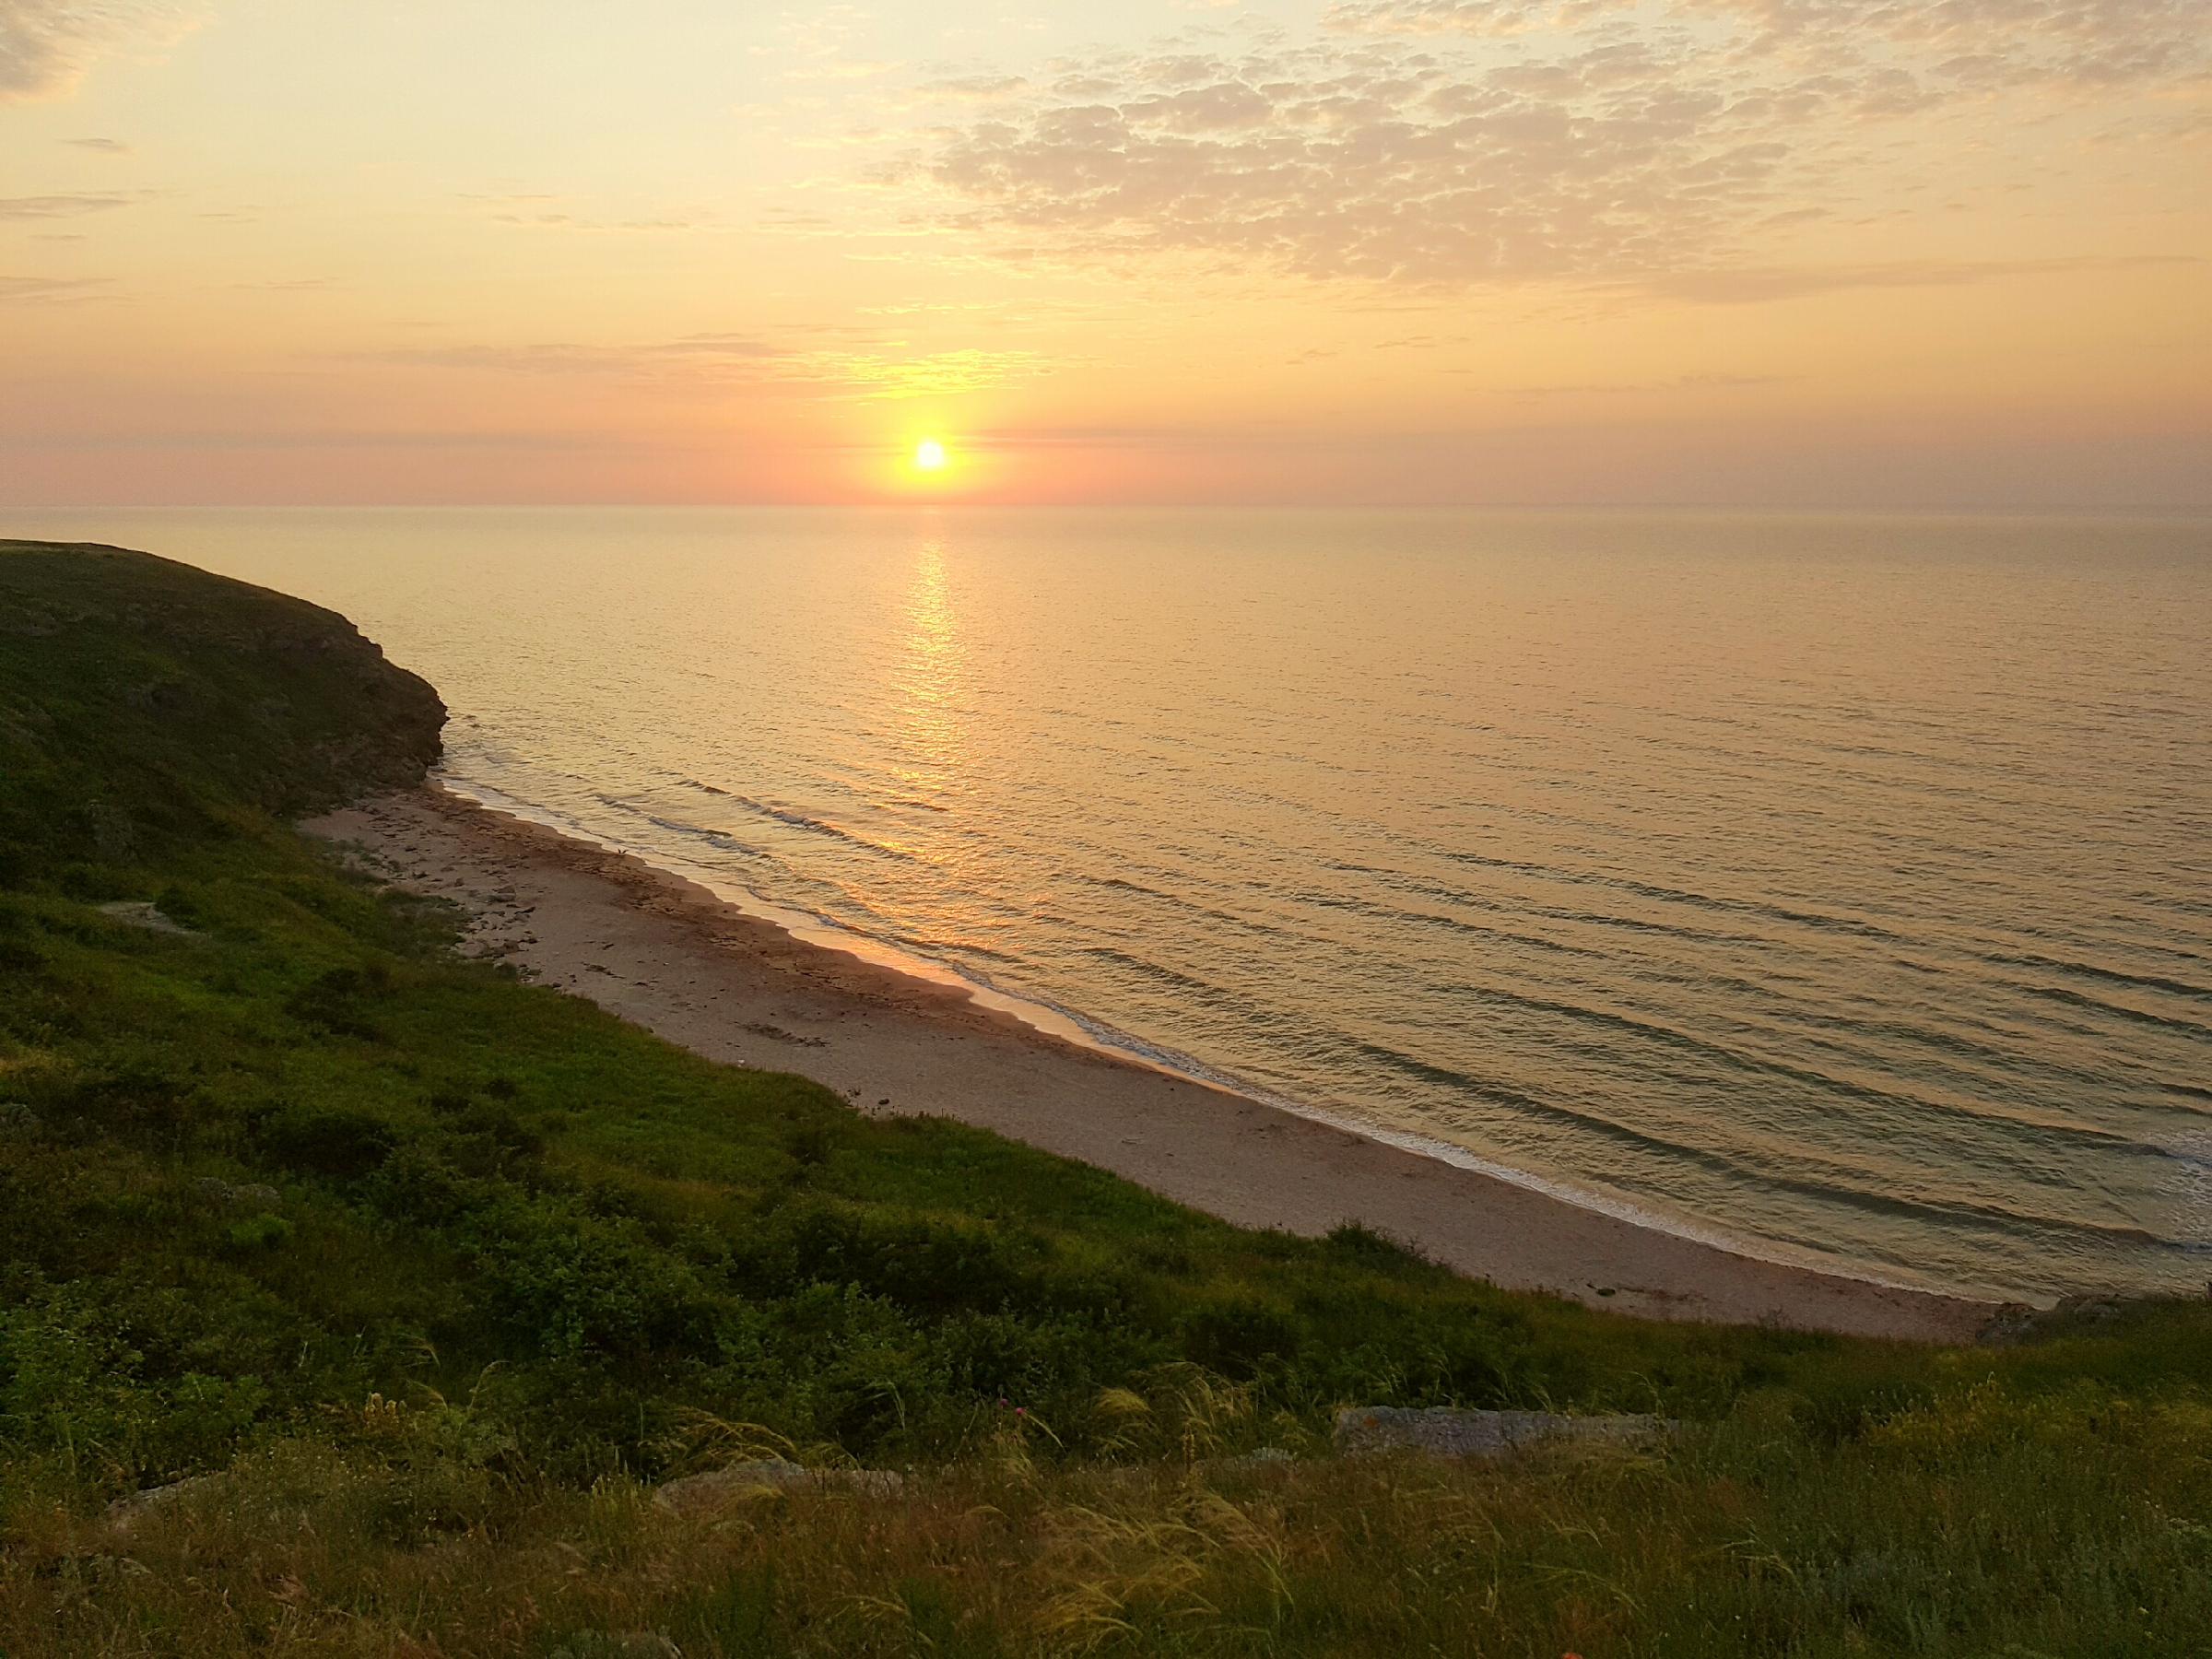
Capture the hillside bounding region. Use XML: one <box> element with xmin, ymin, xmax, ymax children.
<box><xmin>0</xmin><ymin>540</ymin><xmax>443</xmax><ymax>883</ymax></box>
<box><xmin>1</xmin><ymin>540</ymin><xmax>2207</xmax><ymax>1656</ymax></box>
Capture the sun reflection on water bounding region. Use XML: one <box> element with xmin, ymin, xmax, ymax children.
<box><xmin>892</xmin><ymin>538</ymin><xmax>965</xmax><ymax>806</ymax></box>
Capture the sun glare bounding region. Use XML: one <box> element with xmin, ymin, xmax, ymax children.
<box><xmin>913</xmin><ymin>439</ymin><xmax>947</xmax><ymax>471</ymax></box>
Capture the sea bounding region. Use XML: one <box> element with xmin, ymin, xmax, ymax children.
<box><xmin>16</xmin><ymin>506</ymin><xmax>2210</xmax><ymax>1304</ymax></box>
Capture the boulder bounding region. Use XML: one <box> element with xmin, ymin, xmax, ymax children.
<box><xmin>106</xmin><ymin>1474</ymin><xmax>226</xmax><ymax>1535</ymax></box>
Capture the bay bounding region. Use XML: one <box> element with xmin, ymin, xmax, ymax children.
<box><xmin>18</xmin><ymin>505</ymin><xmax>2209</xmax><ymax>1300</ymax></box>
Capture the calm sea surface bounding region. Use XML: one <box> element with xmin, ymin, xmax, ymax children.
<box><xmin>17</xmin><ymin>507</ymin><xmax>2210</xmax><ymax>1301</ymax></box>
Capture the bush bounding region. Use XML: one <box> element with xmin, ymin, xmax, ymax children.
<box><xmin>1182</xmin><ymin>1294</ymin><xmax>1301</xmax><ymax>1380</ymax></box>
<box><xmin>259</xmin><ymin>1104</ymin><xmax>394</xmax><ymax>1180</ymax></box>
<box><xmin>225</xmin><ymin>1214</ymin><xmax>292</xmax><ymax>1253</ymax></box>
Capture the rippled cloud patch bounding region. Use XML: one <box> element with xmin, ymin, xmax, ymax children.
<box><xmin>898</xmin><ymin>0</ymin><xmax>2210</xmax><ymax>288</ymax></box>
<box><xmin>0</xmin><ymin>0</ymin><xmax>201</xmax><ymax>100</ymax></box>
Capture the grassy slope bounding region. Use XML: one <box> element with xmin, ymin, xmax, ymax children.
<box><xmin>2</xmin><ymin>538</ymin><xmax>2209</xmax><ymax>1656</ymax></box>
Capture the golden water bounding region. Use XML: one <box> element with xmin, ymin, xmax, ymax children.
<box><xmin>20</xmin><ymin>506</ymin><xmax>2209</xmax><ymax>1300</ymax></box>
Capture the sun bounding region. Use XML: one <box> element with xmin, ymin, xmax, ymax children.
<box><xmin>912</xmin><ymin>439</ymin><xmax>947</xmax><ymax>471</ymax></box>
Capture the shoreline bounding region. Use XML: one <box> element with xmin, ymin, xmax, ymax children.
<box><xmin>434</xmin><ymin>777</ymin><xmax>1193</xmax><ymax>1075</ymax></box>
<box><xmin>423</xmin><ymin>785</ymin><xmax>1947</xmax><ymax>1300</ymax></box>
<box><xmin>303</xmin><ymin>783</ymin><xmax>2009</xmax><ymax>1343</ymax></box>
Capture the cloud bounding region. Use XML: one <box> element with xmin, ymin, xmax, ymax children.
<box><xmin>5</xmin><ymin>426</ymin><xmax>634</xmax><ymax>453</ymax></box>
<box><xmin>1641</xmin><ymin>253</ymin><xmax>2200</xmax><ymax>303</ymax></box>
<box><xmin>1335</xmin><ymin>0</ymin><xmax>2212</xmax><ymax>92</ymax></box>
<box><xmin>821</xmin><ymin>347</ymin><xmax>1060</xmax><ymax>395</ymax></box>
<box><xmin>0</xmin><ymin>1</ymin><xmax>198</xmax><ymax>101</ymax></box>
<box><xmin>376</xmin><ymin>336</ymin><xmax>1060</xmax><ymax>399</ymax></box>
<box><xmin>488</xmin><ymin>212</ymin><xmax>717</xmax><ymax>233</ymax></box>
<box><xmin>901</xmin><ymin>1</ymin><xmax>2209</xmax><ymax>289</ymax></box>
<box><xmin>62</xmin><ymin>135</ymin><xmax>132</xmax><ymax>153</ymax></box>
<box><xmin>914</xmin><ymin>37</ymin><xmax>1800</xmax><ymax>285</ymax></box>
<box><xmin>458</xmin><ymin>192</ymin><xmax>732</xmax><ymax>235</ymax></box>
<box><xmin>376</xmin><ymin>336</ymin><xmax>805</xmax><ymax>377</ymax></box>
<box><xmin>0</xmin><ymin>191</ymin><xmax>144</xmax><ymax>218</ymax></box>
<box><xmin>0</xmin><ymin>272</ymin><xmax>109</xmax><ymax>300</ymax></box>
<box><xmin>1486</xmin><ymin>370</ymin><xmax>1792</xmax><ymax>400</ymax></box>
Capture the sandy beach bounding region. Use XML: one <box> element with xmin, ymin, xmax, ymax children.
<box><xmin>304</xmin><ymin>786</ymin><xmax>2006</xmax><ymax>1343</ymax></box>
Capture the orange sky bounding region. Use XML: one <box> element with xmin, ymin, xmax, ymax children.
<box><xmin>2</xmin><ymin>0</ymin><xmax>2206</xmax><ymax>506</ymax></box>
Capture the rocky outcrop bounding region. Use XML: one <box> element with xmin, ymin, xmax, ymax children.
<box><xmin>106</xmin><ymin>1475</ymin><xmax>226</xmax><ymax>1535</ymax></box>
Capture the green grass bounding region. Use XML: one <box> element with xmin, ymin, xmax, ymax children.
<box><xmin>6</xmin><ymin>1384</ymin><xmax>2211</xmax><ymax>1656</ymax></box>
<box><xmin>0</xmin><ymin>538</ymin><xmax>441</xmax><ymax>888</ymax></box>
<box><xmin>4</xmin><ymin>538</ymin><xmax>2210</xmax><ymax>1654</ymax></box>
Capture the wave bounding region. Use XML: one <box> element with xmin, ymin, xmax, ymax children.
<box><xmin>2014</xmin><ymin>982</ymin><xmax>2212</xmax><ymax>1041</ymax></box>
<box><xmin>1341</xmin><ymin>1032</ymin><xmax>2190</xmax><ymax>1253</ymax></box>
<box><xmin>642</xmin><ymin>816</ymin><xmax>764</xmax><ymax>858</ymax></box>
<box><xmin>1984</xmin><ymin>951</ymin><xmax>2212</xmax><ymax>1003</ymax></box>
<box><xmin>626</xmin><ymin>789</ymin><xmax>918</xmax><ymax>865</ymax></box>
<box><xmin>1419</xmin><ymin>846</ymin><xmax>1909</xmax><ymax>944</ymax></box>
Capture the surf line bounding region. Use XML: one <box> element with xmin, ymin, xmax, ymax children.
<box><xmin>431</xmin><ymin>771</ymin><xmax>1963</xmax><ymax>1304</ymax></box>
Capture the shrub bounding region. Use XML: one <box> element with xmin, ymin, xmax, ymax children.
<box><xmin>259</xmin><ymin>1104</ymin><xmax>394</xmax><ymax>1180</ymax></box>
<box><xmin>224</xmin><ymin>1214</ymin><xmax>292</xmax><ymax>1253</ymax></box>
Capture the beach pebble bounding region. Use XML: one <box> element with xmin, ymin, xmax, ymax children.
<box><xmin>1333</xmin><ymin>1406</ymin><xmax>1668</xmax><ymax>1460</ymax></box>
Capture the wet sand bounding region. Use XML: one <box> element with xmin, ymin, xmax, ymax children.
<box><xmin>303</xmin><ymin>786</ymin><xmax>2006</xmax><ymax>1343</ymax></box>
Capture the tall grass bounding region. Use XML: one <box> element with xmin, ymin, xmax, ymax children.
<box><xmin>4</xmin><ymin>1378</ymin><xmax>2207</xmax><ymax>1656</ymax></box>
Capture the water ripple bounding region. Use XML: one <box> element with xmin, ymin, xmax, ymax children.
<box><xmin>64</xmin><ymin>504</ymin><xmax>2212</xmax><ymax>1302</ymax></box>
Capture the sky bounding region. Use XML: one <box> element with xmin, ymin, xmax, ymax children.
<box><xmin>1</xmin><ymin>0</ymin><xmax>2206</xmax><ymax>506</ymax></box>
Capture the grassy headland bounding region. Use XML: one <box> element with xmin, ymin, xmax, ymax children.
<box><xmin>2</xmin><ymin>538</ymin><xmax>2208</xmax><ymax>1655</ymax></box>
